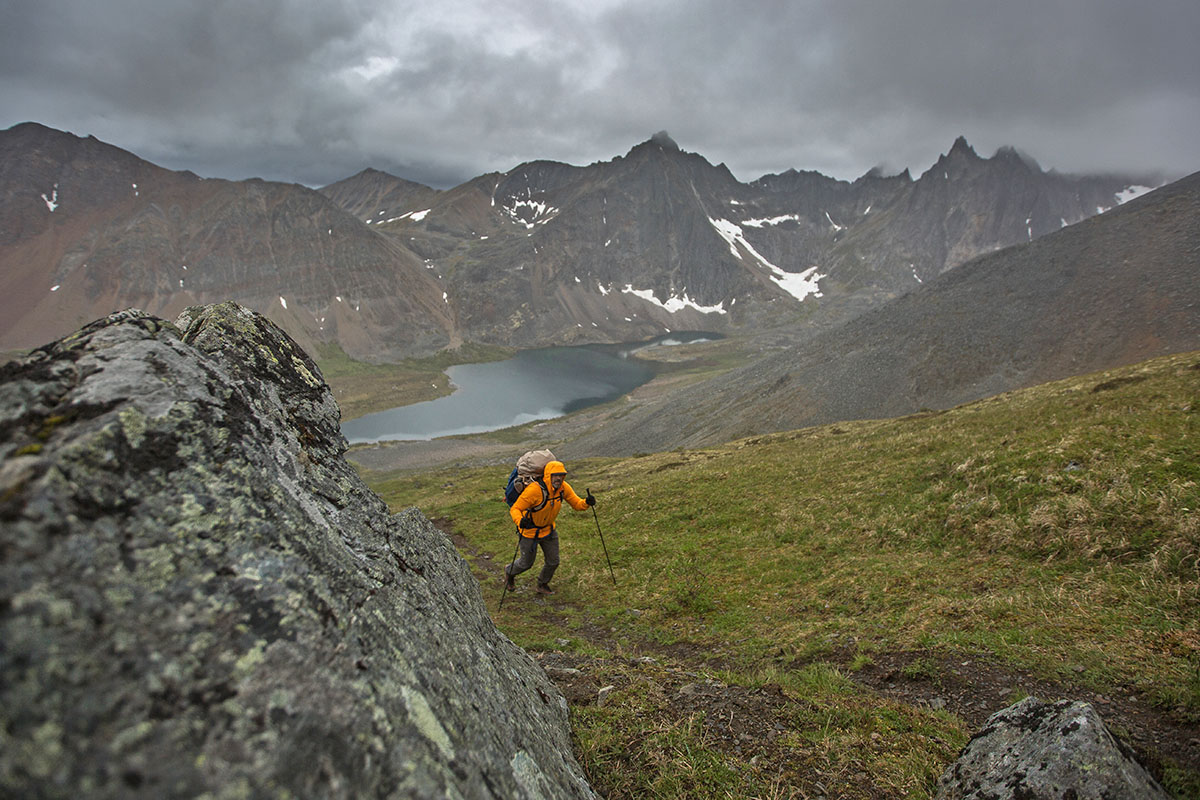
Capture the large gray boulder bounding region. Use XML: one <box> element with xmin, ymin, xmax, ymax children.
<box><xmin>935</xmin><ymin>697</ymin><xmax>1168</xmax><ymax>799</ymax></box>
<box><xmin>0</xmin><ymin>304</ymin><xmax>596</xmax><ymax>799</ymax></box>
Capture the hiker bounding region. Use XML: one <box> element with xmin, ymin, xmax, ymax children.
<box><xmin>505</xmin><ymin>460</ymin><xmax>594</xmax><ymax>594</ymax></box>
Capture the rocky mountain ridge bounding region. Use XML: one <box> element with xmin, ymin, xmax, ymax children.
<box><xmin>558</xmin><ymin>169</ymin><xmax>1200</xmax><ymax>457</ymax></box>
<box><xmin>336</xmin><ymin>133</ymin><xmax>1153</xmax><ymax>348</ymax></box>
<box><xmin>0</xmin><ymin>123</ymin><xmax>454</xmax><ymax>362</ymax></box>
<box><xmin>1</xmin><ymin>122</ymin><xmax>1155</xmax><ymax>361</ymax></box>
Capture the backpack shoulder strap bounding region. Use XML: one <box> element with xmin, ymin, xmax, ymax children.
<box><xmin>530</xmin><ymin>479</ymin><xmax>550</xmax><ymax>512</ymax></box>
<box><xmin>516</xmin><ymin>480</ymin><xmax>551</xmax><ymax>529</ymax></box>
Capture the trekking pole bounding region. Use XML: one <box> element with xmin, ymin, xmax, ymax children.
<box><xmin>498</xmin><ymin>530</ymin><xmax>522</xmax><ymax>611</ymax></box>
<box><xmin>587</xmin><ymin>489</ymin><xmax>616</xmax><ymax>586</ymax></box>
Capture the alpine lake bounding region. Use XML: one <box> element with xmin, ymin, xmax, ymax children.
<box><xmin>340</xmin><ymin>332</ymin><xmax>720</xmax><ymax>444</ymax></box>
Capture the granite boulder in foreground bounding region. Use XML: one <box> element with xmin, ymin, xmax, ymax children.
<box><xmin>0</xmin><ymin>304</ymin><xmax>596</xmax><ymax>799</ymax></box>
<box><xmin>935</xmin><ymin>697</ymin><xmax>1168</xmax><ymax>799</ymax></box>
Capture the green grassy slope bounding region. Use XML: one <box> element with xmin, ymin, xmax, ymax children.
<box><xmin>362</xmin><ymin>351</ymin><xmax>1200</xmax><ymax>799</ymax></box>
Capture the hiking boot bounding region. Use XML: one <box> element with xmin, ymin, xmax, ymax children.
<box><xmin>536</xmin><ymin>583</ymin><xmax>555</xmax><ymax>595</ymax></box>
<box><xmin>503</xmin><ymin>570</ymin><xmax>515</xmax><ymax>591</ymax></box>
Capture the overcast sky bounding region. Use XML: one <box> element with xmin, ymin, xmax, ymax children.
<box><xmin>3</xmin><ymin>0</ymin><xmax>1198</xmax><ymax>188</ymax></box>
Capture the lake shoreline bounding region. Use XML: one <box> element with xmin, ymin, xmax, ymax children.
<box><xmin>341</xmin><ymin>332</ymin><xmax>721</xmax><ymax>445</ymax></box>
<box><xmin>345</xmin><ymin>341</ymin><xmax>730</xmax><ymax>475</ymax></box>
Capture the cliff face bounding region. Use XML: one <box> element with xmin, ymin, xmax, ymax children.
<box><xmin>0</xmin><ymin>303</ymin><xmax>595</xmax><ymax>799</ymax></box>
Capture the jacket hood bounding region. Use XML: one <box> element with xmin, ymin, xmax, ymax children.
<box><xmin>543</xmin><ymin>461</ymin><xmax>567</xmax><ymax>482</ymax></box>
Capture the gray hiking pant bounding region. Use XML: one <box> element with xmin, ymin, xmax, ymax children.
<box><xmin>506</xmin><ymin>528</ymin><xmax>559</xmax><ymax>586</ymax></box>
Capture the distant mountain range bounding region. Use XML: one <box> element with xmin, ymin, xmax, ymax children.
<box><xmin>558</xmin><ymin>170</ymin><xmax>1200</xmax><ymax>456</ymax></box>
<box><xmin>0</xmin><ymin>122</ymin><xmax>1159</xmax><ymax>362</ymax></box>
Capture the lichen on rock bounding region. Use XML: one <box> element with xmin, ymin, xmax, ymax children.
<box><xmin>934</xmin><ymin>696</ymin><xmax>1169</xmax><ymax>799</ymax></box>
<box><xmin>1</xmin><ymin>303</ymin><xmax>596</xmax><ymax>799</ymax></box>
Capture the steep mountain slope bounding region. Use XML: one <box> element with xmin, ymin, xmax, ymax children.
<box><xmin>2</xmin><ymin>122</ymin><xmax>1154</xmax><ymax>361</ymax></box>
<box><xmin>0</xmin><ymin>123</ymin><xmax>453</xmax><ymax>360</ymax></box>
<box><xmin>359</xmin><ymin>133</ymin><xmax>1153</xmax><ymax>348</ymax></box>
<box><xmin>317</xmin><ymin>167</ymin><xmax>439</xmax><ymax>227</ymax></box>
<box><xmin>560</xmin><ymin>171</ymin><xmax>1200</xmax><ymax>457</ymax></box>
<box><xmin>815</xmin><ymin>138</ymin><xmax>1150</xmax><ymax>293</ymax></box>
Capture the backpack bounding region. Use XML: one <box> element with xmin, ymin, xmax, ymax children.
<box><xmin>504</xmin><ymin>449</ymin><xmax>556</xmax><ymax>508</ymax></box>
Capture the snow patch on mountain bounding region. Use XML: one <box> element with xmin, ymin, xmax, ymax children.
<box><xmin>773</xmin><ymin>266</ymin><xmax>826</xmax><ymax>301</ymax></box>
<box><xmin>743</xmin><ymin>214</ymin><xmax>801</xmax><ymax>228</ymax></box>
<box><xmin>504</xmin><ymin>198</ymin><xmax>558</xmax><ymax>229</ymax></box>
<box><xmin>708</xmin><ymin>217</ymin><xmax>825</xmax><ymax>302</ymax></box>
<box><xmin>709</xmin><ymin>217</ymin><xmax>760</xmax><ymax>261</ymax></box>
<box><xmin>1117</xmin><ymin>185</ymin><xmax>1154</xmax><ymax>204</ymax></box>
<box><xmin>622</xmin><ymin>285</ymin><xmax>726</xmax><ymax>315</ymax></box>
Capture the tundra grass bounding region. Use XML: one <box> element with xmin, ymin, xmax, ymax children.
<box><xmin>363</xmin><ymin>351</ymin><xmax>1200</xmax><ymax>799</ymax></box>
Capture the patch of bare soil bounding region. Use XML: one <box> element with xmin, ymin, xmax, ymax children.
<box><xmin>439</xmin><ymin>521</ymin><xmax>1200</xmax><ymax>791</ymax></box>
<box><xmin>538</xmin><ymin>648</ymin><xmax>798</xmax><ymax>753</ymax></box>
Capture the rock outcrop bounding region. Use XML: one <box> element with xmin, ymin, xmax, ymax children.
<box><xmin>935</xmin><ymin>697</ymin><xmax>1169</xmax><ymax>799</ymax></box>
<box><xmin>0</xmin><ymin>303</ymin><xmax>596</xmax><ymax>799</ymax></box>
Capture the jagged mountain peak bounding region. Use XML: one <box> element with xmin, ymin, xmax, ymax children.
<box><xmin>563</xmin><ymin>170</ymin><xmax>1200</xmax><ymax>456</ymax></box>
<box><xmin>321</xmin><ymin>167</ymin><xmax>432</xmax><ymax>193</ymax></box>
<box><xmin>920</xmin><ymin>136</ymin><xmax>1044</xmax><ymax>182</ymax></box>
<box><xmin>5</xmin><ymin>120</ymin><xmax>59</xmax><ymax>138</ymax></box>
<box><xmin>353</xmin><ymin>166</ymin><xmax>401</xmax><ymax>181</ymax></box>
<box><xmin>853</xmin><ymin>165</ymin><xmax>913</xmax><ymax>185</ymax></box>
<box><xmin>992</xmin><ymin>144</ymin><xmax>1044</xmax><ymax>173</ymax></box>
<box><xmin>625</xmin><ymin>131</ymin><xmax>689</xmax><ymax>160</ymax></box>
<box><xmin>649</xmin><ymin>130</ymin><xmax>680</xmax><ymax>151</ymax></box>
<box><xmin>949</xmin><ymin>135</ymin><xmax>978</xmax><ymax>157</ymax></box>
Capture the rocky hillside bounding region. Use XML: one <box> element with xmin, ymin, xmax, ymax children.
<box><xmin>0</xmin><ymin>303</ymin><xmax>595</xmax><ymax>799</ymax></box>
<box><xmin>2</xmin><ymin>122</ymin><xmax>1153</xmax><ymax>361</ymax></box>
<box><xmin>560</xmin><ymin>169</ymin><xmax>1200</xmax><ymax>457</ymax></box>
<box><xmin>333</xmin><ymin>133</ymin><xmax>1152</xmax><ymax>348</ymax></box>
<box><xmin>0</xmin><ymin>123</ymin><xmax>454</xmax><ymax>362</ymax></box>
<box><xmin>318</xmin><ymin>167</ymin><xmax>440</xmax><ymax>227</ymax></box>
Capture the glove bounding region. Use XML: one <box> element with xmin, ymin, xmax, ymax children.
<box><xmin>585</xmin><ymin>490</ymin><xmax>596</xmax><ymax>507</ymax></box>
<box><xmin>519</xmin><ymin>517</ymin><xmax>538</xmax><ymax>529</ymax></box>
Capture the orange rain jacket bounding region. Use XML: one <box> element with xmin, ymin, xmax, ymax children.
<box><xmin>509</xmin><ymin>460</ymin><xmax>588</xmax><ymax>538</ymax></box>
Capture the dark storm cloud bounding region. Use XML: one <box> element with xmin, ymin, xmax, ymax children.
<box><xmin>581</xmin><ymin>0</ymin><xmax>1200</xmax><ymax>180</ymax></box>
<box><xmin>2</xmin><ymin>0</ymin><xmax>1198</xmax><ymax>188</ymax></box>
